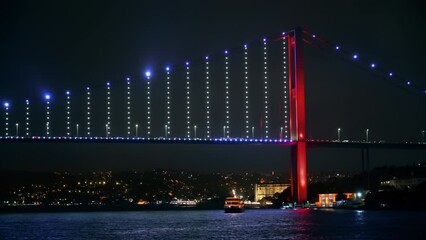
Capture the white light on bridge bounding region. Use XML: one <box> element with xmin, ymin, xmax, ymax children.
<box><xmin>3</xmin><ymin>102</ymin><xmax>10</xmax><ymax>136</ymax></box>
<box><xmin>224</xmin><ymin>50</ymin><xmax>230</xmax><ymax>138</ymax></box>
<box><xmin>263</xmin><ymin>38</ymin><xmax>269</xmax><ymax>139</ymax></box>
<box><xmin>126</xmin><ymin>77</ymin><xmax>131</xmax><ymax>137</ymax></box>
<box><xmin>244</xmin><ymin>44</ymin><xmax>250</xmax><ymax>138</ymax></box>
<box><xmin>282</xmin><ymin>35</ymin><xmax>289</xmax><ymax>139</ymax></box>
<box><xmin>25</xmin><ymin>99</ymin><xmax>30</xmax><ymax>137</ymax></box>
<box><xmin>186</xmin><ymin>62</ymin><xmax>191</xmax><ymax>138</ymax></box>
<box><xmin>146</xmin><ymin>71</ymin><xmax>151</xmax><ymax>137</ymax></box>
<box><xmin>166</xmin><ymin>67</ymin><xmax>171</xmax><ymax>136</ymax></box>
<box><xmin>106</xmin><ymin>82</ymin><xmax>111</xmax><ymax>137</ymax></box>
<box><xmin>86</xmin><ymin>87</ymin><xmax>91</xmax><ymax>136</ymax></box>
<box><xmin>205</xmin><ymin>56</ymin><xmax>211</xmax><ymax>138</ymax></box>
<box><xmin>66</xmin><ymin>91</ymin><xmax>71</xmax><ymax>136</ymax></box>
<box><xmin>45</xmin><ymin>94</ymin><xmax>51</xmax><ymax>136</ymax></box>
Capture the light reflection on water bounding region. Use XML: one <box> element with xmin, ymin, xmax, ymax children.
<box><xmin>0</xmin><ymin>209</ymin><xmax>425</xmax><ymax>239</ymax></box>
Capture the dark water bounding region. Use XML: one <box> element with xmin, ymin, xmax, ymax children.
<box><xmin>1</xmin><ymin>209</ymin><xmax>425</xmax><ymax>239</ymax></box>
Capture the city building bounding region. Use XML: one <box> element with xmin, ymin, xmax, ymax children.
<box><xmin>315</xmin><ymin>192</ymin><xmax>365</xmax><ymax>207</ymax></box>
<box><xmin>254</xmin><ymin>183</ymin><xmax>290</xmax><ymax>201</ymax></box>
<box><xmin>380</xmin><ymin>178</ymin><xmax>426</xmax><ymax>190</ymax></box>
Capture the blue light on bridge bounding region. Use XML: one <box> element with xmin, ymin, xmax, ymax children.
<box><xmin>406</xmin><ymin>81</ymin><xmax>411</xmax><ymax>85</ymax></box>
<box><xmin>3</xmin><ymin>102</ymin><xmax>9</xmax><ymax>108</ymax></box>
<box><xmin>145</xmin><ymin>71</ymin><xmax>151</xmax><ymax>77</ymax></box>
<box><xmin>353</xmin><ymin>54</ymin><xmax>358</xmax><ymax>59</ymax></box>
<box><xmin>389</xmin><ymin>72</ymin><xmax>393</xmax><ymax>77</ymax></box>
<box><xmin>370</xmin><ymin>63</ymin><xmax>376</xmax><ymax>68</ymax></box>
<box><xmin>166</xmin><ymin>66</ymin><xmax>170</xmax><ymax>71</ymax></box>
<box><xmin>44</xmin><ymin>94</ymin><xmax>51</xmax><ymax>101</ymax></box>
<box><xmin>335</xmin><ymin>46</ymin><xmax>340</xmax><ymax>50</ymax></box>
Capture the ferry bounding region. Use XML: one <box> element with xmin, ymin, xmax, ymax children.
<box><xmin>224</xmin><ymin>190</ymin><xmax>244</xmax><ymax>213</ymax></box>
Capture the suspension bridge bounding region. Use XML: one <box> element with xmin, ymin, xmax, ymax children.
<box><xmin>1</xmin><ymin>27</ymin><xmax>425</xmax><ymax>203</ymax></box>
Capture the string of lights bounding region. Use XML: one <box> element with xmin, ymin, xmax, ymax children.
<box><xmin>146</xmin><ymin>72</ymin><xmax>151</xmax><ymax>137</ymax></box>
<box><xmin>185</xmin><ymin>62</ymin><xmax>191</xmax><ymax>138</ymax></box>
<box><xmin>224</xmin><ymin>50</ymin><xmax>230</xmax><ymax>138</ymax></box>
<box><xmin>282</xmin><ymin>34</ymin><xmax>289</xmax><ymax>139</ymax></box>
<box><xmin>25</xmin><ymin>100</ymin><xmax>30</xmax><ymax>137</ymax></box>
<box><xmin>166</xmin><ymin>67</ymin><xmax>171</xmax><ymax>137</ymax></box>
<box><xmin>86</xmin><ymin>87</ymin><xmax>91</xmax><ymax>136</ymax></box>
<box><xmin>126</xmin><ymin>78</ymin><xmax>131</xmax><ymax>137</ymax></box>
<box><xmin>302</xmin><ymin>30</ymin><xmax>426</xmax><ymax>96</ymax></box>
<box><xmin>263</xmin><ymin>38</ymin><xmax>269</xmax><ymax>139</ymax></box>
<box><xmin>45</xmin><ymin>94</ymin><xmax>51</xmax><ymax>136</ymax></box>
<box><xmin>205</xmin><ymin>56</ymin><xmax>211</xmax><ymax>139</ymax></box>
<box><xmin>243</xmin><ymin>45</ymin><xmax>250</xmax><ymax>138</ymax></box>
<box><xmin>66</xmin><ymin>91</ymin><xmax>71</xmax><ymax>137</ymax></box>
<box><xmin>106</xmin><ymin>82</ymin><xmax>111</xmax><ymax>137</ymax></box>
<box><xmin>4</xmin><ymin>102</ymin><xmax>10</xmax><ymax>136</ymax></box>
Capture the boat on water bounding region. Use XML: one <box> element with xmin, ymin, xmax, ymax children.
<box><xmin>224</xmin><ymin>197</ymin><xmax>244</xmax><ymax>213</ymax></box>
<box><xmin>224</xmin><ymin>190</ymin><xmax>244</xmax><ymax>213</ymax></box>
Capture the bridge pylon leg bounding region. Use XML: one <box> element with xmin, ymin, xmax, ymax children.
<box><xmin>291</xmin><ymin>141</ymin><xmax>307</xmax><ymax>204</ymax></box>
<box><xmin>288</xmin><ymin>27</ymin><xmax>307</xmax><ymax>204</ymax></box>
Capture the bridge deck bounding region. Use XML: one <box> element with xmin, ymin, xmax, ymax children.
<box><xmin>0</xmin><ymin>136</ymin><xmax>425</xmax><ymax>149</ymax></box>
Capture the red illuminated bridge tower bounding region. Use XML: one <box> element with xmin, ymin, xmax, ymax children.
<box><xmin>288</xmin><ymin>27</ymin><xmax>307</xmax><ymax>204</ymax></box>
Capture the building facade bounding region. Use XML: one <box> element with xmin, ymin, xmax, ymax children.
<box><xmin>254</xmin><ymin>183</ymin><xmax>290</xmax><ymax>202</ymax></box>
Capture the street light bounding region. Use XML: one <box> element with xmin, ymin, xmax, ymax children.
<box><xmin>366</xmin><ymin>129</ymin><xmax>369</xmax><ymax>142</ymax></box>
<box><xmin>280</xmin><ymin>127</ymin><xmax>283</xmax><ymax>139</ymax></box>
<box><xmin>164</xmin><ymin>125</ymin><xmax>168</xmax><ymax>138</ymax></box>
<box><xmin>135</xmin><ymin>124</ymin><xmax>138</xmax><ymax>137</ymax></box>
<box><xmin>223</xmin><ymin>126</ymin><xmax>226</xmax><ymax>138</ymax></box>
<box><xmin>194</xmin><ymin>125</ymin><xmax>197</xmax><ymax>139</ymax></box>
<box><xmin>15</xmin><ymin>123</ymin><xmax>19</xmax><ymax>137</ymax></box>
<box><xmin>337</xmin><ymin>128</ymin><xmax>341</xmax><ymax>142</ymax></box>
<box><xmin>76</xmin><ymin>124</ymin><xmax>79</xmax><ymax>137</ymax></box>
<box><xmin>105</xmin><ymin>124</ymin><xmax>108</xmax><ymax>138</ymax></box>
<box><xmin>252</xmin><ymin>126</ymin><xmax>255</xmax><ymax>139</ymax></box>
<box><xmin>422</xmin><ymin>130</ymin><xmax>425</xmax><ymax>143</ymax></box>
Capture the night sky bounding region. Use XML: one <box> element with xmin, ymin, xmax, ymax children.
<box><xmin>0</xmin><ymin>1</ymin><xmax>425</xmax><ymax>174</ymax></box>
